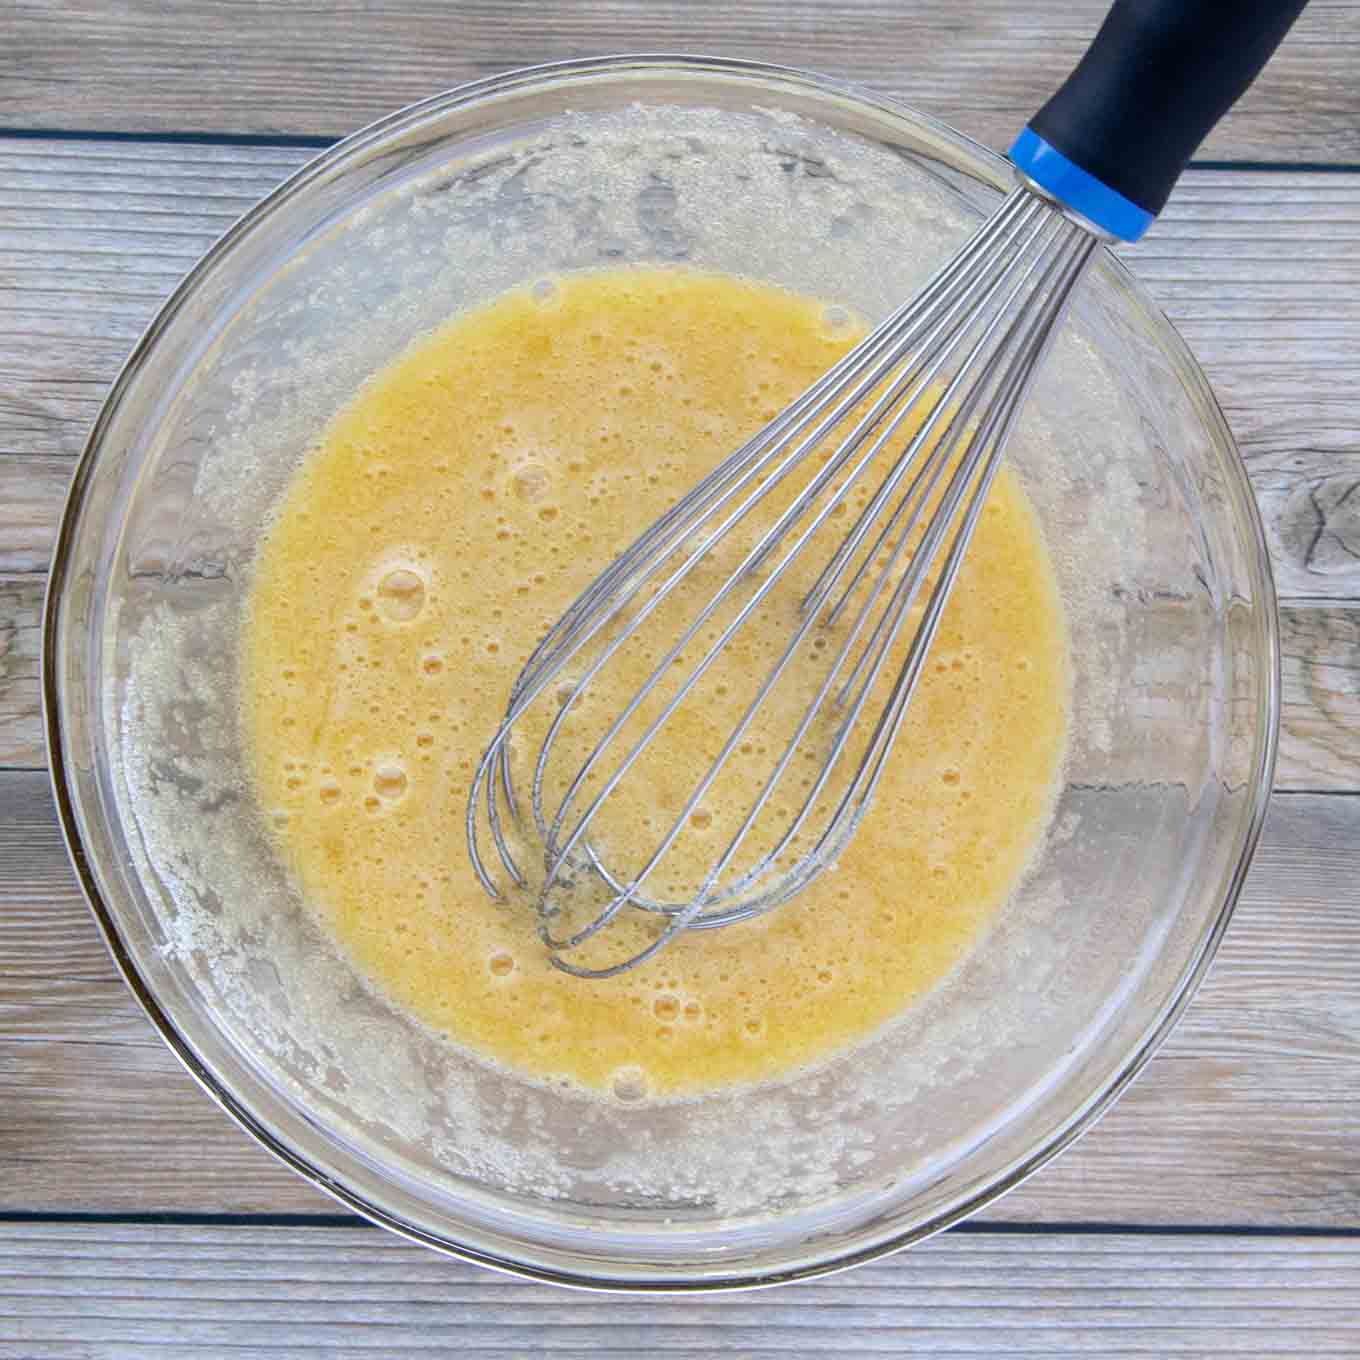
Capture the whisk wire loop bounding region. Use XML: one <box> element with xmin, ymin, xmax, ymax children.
<box><xmin>467</xmin><ymin>184</ymin><xmax>1099</xmax><ymax>977</ymax></box>
<box><xmin>540</xmin><ymin>214</ymin><xmax>1074</xmax><ymax>923</ymax></box>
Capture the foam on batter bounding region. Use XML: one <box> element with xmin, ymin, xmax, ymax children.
<box><xmin>241</xmin><ymin>266</ymin><xmax>1070</xmax><ymax>1098</ymax></box>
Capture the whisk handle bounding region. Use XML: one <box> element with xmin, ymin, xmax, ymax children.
<box><xmin>1010</xmin><ymin>0</ymin><xmax>1308</xmax><ymax>242</ymax></box>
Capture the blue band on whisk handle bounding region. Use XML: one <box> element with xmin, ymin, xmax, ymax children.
<box><xmin>1008</xmin><ymin>128</ymin><xmax>1155</xmax><ymax>243</ymax></box>
<box><xmin>1008</xmin><ymin>0</ymin><xmax>1308</xmax><ymax>246</ymax></box>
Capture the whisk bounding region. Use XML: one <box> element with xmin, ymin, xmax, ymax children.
<box><xmin>468</xmin><ymin>0</ymin><xmax>1306</xmax><ymax>977</ymax></box>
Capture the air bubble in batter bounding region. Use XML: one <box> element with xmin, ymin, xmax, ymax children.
<box><xmin>612</xmin><ymin>1067</ymin><xmax>649</xmax><ymax>1102</ymax></box>
<box><xmin>512</xmin><ymin>462</ymin><xmax>551</xmax><ymax>502</ymax></box>
<box><xmin>377</xmin><ymin>568</ymin><xmax>426</xmax><ymax>622</ymax></box>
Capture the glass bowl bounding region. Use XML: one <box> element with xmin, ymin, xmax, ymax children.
<box><xmin>45</xmin><ymin>56</ymin><xmax>1279</xmax><ymax>1289</ymax></box>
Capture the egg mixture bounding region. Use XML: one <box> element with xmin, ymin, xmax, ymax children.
<box><xmin>241</xmin><ymin>266</ymin><xmax>1069</xmax><ymax>1098</ymax></box>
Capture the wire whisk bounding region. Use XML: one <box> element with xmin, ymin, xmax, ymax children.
<box><xmin>467</xmin><ymin>184</ymin><xmax>1098</xmax><ymax>976</ymax></box>
<box><xmin>467</xmin><ymin>0</ymin><xmax>1306</xmax><ymax>976</ymax></box>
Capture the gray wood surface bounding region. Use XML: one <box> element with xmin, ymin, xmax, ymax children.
<box><xmin>3</xmin><ymin>588</ymin><xmax>1353</xmax><ymax>786</ymax></box>
<box><xmin>3</xmin><ymin>147</ymin><xmax>1358</xmax><ymax>602</ymax></box>
<box><xmin>3</xmin><ymin>775</ymin><xmax>1357</xmax><ymax>1224</ymax></box>
<box><xmin>1</xmin><ymin>143</ymin><xmax>1357</xmax><ymax>776</ymax></box>
<box><xmin>2</xmin><ymin>0</ymin><xmax>1357</xmax><ymax>162</ymax></box>
<box><xmin>3</xmin><ymin>1223</ymin><xmax>1360</xmax><ymax>1358</ymax></box>
<box><xmin>2</xmin><ymin>0</ymin><xmax>1358</xmax><ymax>1346</ymax></box>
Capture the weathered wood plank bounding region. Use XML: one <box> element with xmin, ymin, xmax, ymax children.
<box><xmin>4</xmin><ymin>149</ymin><xmax>1357</xmax><ymax>780</ymax></box>
<box><xmin>0</xmin><ymin>0</ymin><xmax>1355</xmax><ymax>163</ymax></box>
<box><xmin>1281</xmin><ymin>604</ymin><xmax>1360</xmax><ymax>791</ymax></box>
<box><xmin>5</xmin><ymin>580</ymin><xmax>1356</xmax><ymax>787</ymax></box>
<box><xmin>0</xmin><ymin>461</ymin><xmax>66</xmax><ymax>576</ymax></box>
<box><xmin>2</xmin><ymin>773</ymin><xmax>1357</xmax><ymax>1225</ymax></box>
<box><xmin>1</xmin><ymin>138</ymin><xmax>1357</xmax><ymax>1234</ymax></box>
<box><xmin>0</xmin><ymin>577</ymin><xmax>42</xmax><ymax>769</ymax></box>
<box><xmin>3</xmin><ymin>144</ymin><xmax>1357</xmax><ymax>596</ymax></box>
<box><xmin>0</xmin><ymin>1223</ymin><xmax>1357</xmax><ymax>1356</ymax></box>
<box><xmin>0</xmin><ymin>140</ymin><xmax>305</xmax><ymax>464</ymax></box>
<box><xmin>0</xmin><ymin>0</ymin><xmax>1353</xmax><ymax>1333</ymax></box>
<box><xmin>1136</xmin><ymin>177</ymin><xmax>1360</xmax><ymax>601</ymax></box>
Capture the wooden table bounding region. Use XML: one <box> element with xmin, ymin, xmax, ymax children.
<box><xmin>2</xmin><ymin>3</ymin><xmax>1358</xmax><ymax>1353</ymax></box>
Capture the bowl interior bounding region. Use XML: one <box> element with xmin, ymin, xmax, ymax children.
<box><xmin>48</xmin><ymin>58</ymin><xmax>1277</xmax><ymax>1287</ymax></box>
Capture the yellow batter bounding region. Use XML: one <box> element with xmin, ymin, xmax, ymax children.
<box><xmin>242</xmin><ymin>267</ymin><xmax>1069</xmax><ymax>1098</ymax></box>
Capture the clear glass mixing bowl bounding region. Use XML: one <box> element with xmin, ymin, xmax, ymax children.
<box><xmin>45</xmin><ymin>57</ymin><xmax>1279</xmax><ymax>1289</ymax></box>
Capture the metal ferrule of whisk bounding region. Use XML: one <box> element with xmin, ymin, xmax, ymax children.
<box><xmin>466</xmin><ymin>183</ymin><xmax>1100</xmax><ymax>978</ymax></box>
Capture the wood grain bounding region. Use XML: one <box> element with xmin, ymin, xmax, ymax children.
<box><xmin>1281</xmin><ymin>604</ymin><xmax>1360</xmax><ymax>791</ymax></box>
<box><xmin>0</xmin><ymin>462</ymin><xmax>67</xmax><ymax>576</ymax></box>
<box><xmin>1</xmin><ymin>0</ymin><xmax>1356</xmax><ymax>163</ymax></box>
<box><xmin>0</xmin><ymin>140</ymin><xmax>304</xmax><ymax>463</ymax></box>
<box><xmin>3</xmin><ymin>144</ymin><xmax>1357</xmax><ymax>596</ymax></box>
<box><xmin>1</xmin><ymin>137</ymin><xmax>1357</xmax><ymax>1228</ymax></box>
<box><xmin>2</xmin><ymin>772</ymin><xmax>1357</xmax><ymax>1226</ymax></box>
<box><xmin>1</xmin><ymin>1223</ymin><xmax>1358</xmax><ymax>1357</ymax></box>
<box><xmin>1137</xmin><ymin>176</ymin><xmax>1360</xmax><ymax>601</ymax></box>
<box><xmin>13</xmin><ymin>577</ymin><xmax>1360</xmax><ymax>786</ymax></box>
<box><xmin>0</xmin><ymin>577</ymin><xmax>42</xmax><ymax>769</ymax></box>
<box><xmin>3</xmin><ymin>145</ymin><xmax>1358</xmax><ymax>779</ymax></box>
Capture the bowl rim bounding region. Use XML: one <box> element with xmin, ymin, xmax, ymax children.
<box><xmin>42</xmin><ymin>52</ymin><xmax>1281</xmax><ymax>1291</ymax></box>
